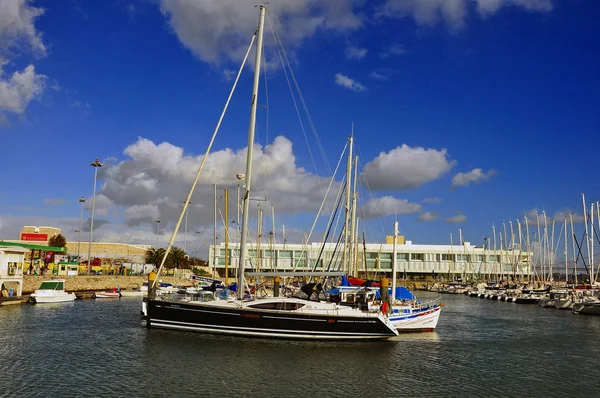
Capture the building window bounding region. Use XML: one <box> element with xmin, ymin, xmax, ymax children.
<box><xmin>380</xmin><ymin>252</ymin><xmax>392</xmax><ymax>260</ymax></box>
<box><xmin>410</xmin><ymin>253</ymin><xmax>424</xmax><ymax>261</ymax></box>
<box><xmin>278</xmin><ymin>250</ymin><xmax>291</xmax><ymax>259</ymax></box>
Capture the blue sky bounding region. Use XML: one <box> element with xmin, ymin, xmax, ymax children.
<box><xmin>0</xmin><ymin>0</ymin><xmax>599</xmax><ymax>257</ymax></box>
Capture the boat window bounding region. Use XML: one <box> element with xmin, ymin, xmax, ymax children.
<box><xmin>441</xmin><ymin>254</ymin><xmax>452</xmax><ymax>261</ymax></box>
<box><xmin>397</xmin><ymin>253</ymin><xmax>408</xmax><ymax>261</ymax></box>
<box><xmin>247</xmin><ymin>301</ymin><xmax>305</xmax><ymax>310</ymax></box>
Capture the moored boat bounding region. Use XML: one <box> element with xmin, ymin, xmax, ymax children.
<box><xmin>30</xmin><ymin>280</ymin><xmax>76</xmax><ymax>303</ymax></box>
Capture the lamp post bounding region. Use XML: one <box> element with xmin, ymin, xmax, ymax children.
<box><xmin>77</xmin><ymin>196</ymin><xmax>86</xmax><ymax>260</ymax></box>
<box><xmin>155</xmin><ymin>219</ymin><xmax>161</xmax><ymax>248</ymax></box>
<box><xmin>87</xmin><ymin>158</ymin><xmax>103</xmax><ymax>274</ymax></box>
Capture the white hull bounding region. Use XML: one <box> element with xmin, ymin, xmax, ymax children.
<box><xmin>31</xmin><ymin>293</ymin><xmax>76</xmax><ymax>303</ymax></box>
<box><xmin>120</xmin><ymin>291</ymin><xmax>143</xmax><ymax>297</ymax></box>
<box><xmin>94</xmin><ymin>292</ymin><xmax>121</xmax><ymax>299</ymax></box>
<box><xmin>389</xmin><ymin>306</ymin><xmax>441</xmax><ymax>332</ymax></box>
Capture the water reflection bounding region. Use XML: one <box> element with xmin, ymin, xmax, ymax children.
<box><xmin>1</xmin><ymin>293</ymin><xmax>599</xmax><ymax>396</ymax></box>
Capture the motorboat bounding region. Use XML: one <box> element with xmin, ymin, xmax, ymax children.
<box><xmin>94</xmin><ymin>291</ymin><xmax>121</xmax><ymax>299</ymax></box>
<box><xmin>30</xmin><ymin>280</ymin><xmax>76</xmax><ymax>303</ymax></box>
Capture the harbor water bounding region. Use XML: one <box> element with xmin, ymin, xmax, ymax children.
<box><xmin>1</xmin><ymin>293</ymin><xmax>599</xmax><ymax>397</ymax></box>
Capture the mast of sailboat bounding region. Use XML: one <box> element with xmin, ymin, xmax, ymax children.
<box><xmin>564</xmin><ymin>218</ymin><xmax>568</xmax><ymax>285</ymax></box>
<box><xmin>582</xmin><ymin>193</ymin><xmax>590</xmax><ymax>284</ymax></box>
<box><xmin>213</xmin><ymin>183</ymin><xmax>217</xmax><ymax>279</ymax></box>
<box><xmin>517</xmin><ymin>219</ymin><xmax>523</xmax><ymax>281</ymax></box>
<box><xmin>525</xmin><ymin>216</ymin><xmax>531</xmax><ymax>283</ymax></box>
<box><xmin>342</xmin><ymin>134</ymin><xmax>354</xmax><ymax>274</ymax></box>
<box><xmin>349</xmin><ymin>154</ymin><xmax>358</xmax><ymax>275</ymax></box>
<box><xmin>590</xmin><ymin>202</ymin><xmax>594</xmax><ymax>284</ymax></box>
<box><xmin>570</xmin><ymin>213</ymin><xmax>577</xmax><ymax>285</ymax></box>
<box><xmin>391</xmin><ymin>220</ymin><xmax>398</xmax><ymax>301</ymax></box>
<box><xmin>224</xmin><ymin>188</ymin><xmax>229</xmax><ymax>285</ymax></box>
<box><xmin>237</xmin><ymin>4</ymin><xmax>266</xmax><ymax>300</ymax></box>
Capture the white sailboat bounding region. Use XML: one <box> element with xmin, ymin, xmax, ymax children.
<box><xmin>145</xmin><ymin>5</ymin><xmax>398</xmax><ymax>340</ymax></box>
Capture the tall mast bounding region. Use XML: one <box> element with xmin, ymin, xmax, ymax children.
<box><xmin>349</xmin><ymin>155</ymin><xmax>358</xmax><ymax>275</ymax></box>
<box><xmin>570</xmin><ymin>214</ymin><xmax>577</xmax><ymax>285</ymax></box>
<box><xmin>492</xmin><ymin>225</ymin><xmax>496</xmax><ymax>279</ymax></box>
<box><xmin>224</xmin><ymin>189</ymin><xmax>229</xmax><ymax>285</ymax></box>
<box><xmin>213</xmin><ymin>183</ymin><xmax>217</xmax><ymax>279</ymax></box>
<box><xmin>525</xmin><ymin>216</ymin><xmax>531</xmax><ymax>283</ymax></box>
<box><xmin>237</xmin><ymin>5</ymin><xmax>266</xmax><ymax>300</ymax></box>
<box><xmin>517</xmin><ymin>219</ymin><xmax>522</xmax><ymax>281</ymax></box>
<box><xmin>590</xmin><ymin>203</ymin><xmax>594</xmax><ymax>284</ymax></box>
<box><xmin>342</xmin><ymin>135</ymin><xmax>353</xmax><ymax>274</ymax></box>
<box><xmin>582</xmin><ymin>194</ymin><xmax>590</xmax><ymax>284</ymax></box>
<box><xmin>391</xmin><ymin>220</ymin><xmax>398</xmax><ymax>301</ymax></box>
<box><xmin>564</xmin><ymin>218</ymin><xmax>568</xmax><ymax>285</ymax></box>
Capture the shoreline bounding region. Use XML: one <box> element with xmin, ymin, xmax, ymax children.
<box><xmin>21</xmin><ymin>275</ymin><xmax>193</xmax><ymax>295</ymax></box>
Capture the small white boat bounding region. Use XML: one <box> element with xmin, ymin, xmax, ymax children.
<box><xmin>94</xmin><ymin>291</ymin><xmax>121</xmax><ymax>299</ymax></box>
<box><xmin>119</xmin><ymin>284</ymin><xmax>144</xmax><ymax>297</ymax></box>
<box><xmin>30</xmin><ymin>280</ymin><xmax>76</xmax><ymax>303</ymax></box>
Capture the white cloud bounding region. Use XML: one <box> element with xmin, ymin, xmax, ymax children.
<box><xmin>361</xmin><ymin>144</ymin><xmax>455</xmax><ymax>191</ymax></box>
<box><xmin>523</xmin><ymin>208</ymin><xmax>584</xmax><ymax>224</ymax></box>
<box><xmin>0</xmin><ymin>0</ymin><xmax>46</xmax><ymax>56</ymax></box>
<box><xmin>0</xmin><ymin>0</ymin><xmax>47</xmax><ymax>120</ymax></box>
<box><xmin>99</xmin><ymin>135</ymin><xmax>337</xmax><ymax>231</ymax></box>
<box><xmin>0</xmin><ymin>63</ymin><xmax>45</xmax><ymax>121</ymax></box>
<box><xmin>359</xmin><ymin>196</ymin><xmax>421</xmax><ymax>220</ymax></box>
<box><xmin>451</xmin><ymin>168</ymin><xmax>496</xmax><ymax>188</ymax></box>
<box><xmin>475</xmin><ymin>0</ymin><xmax>553</xmax><ymax>16</ymax></box>
<box><xmin>379</xmin><ymin>43</ymin><xmax>407</xmax><ymax>58</ymax></box>
<box><xmin>369</xmin><ymin>71</ymin><xmax>388</xmax><ymax>81</ymax></box>
<box><xmin>422</xmin><ymin>197</ymin><xmax>442</xmax><ymax>204</ymax></box>
<box><xmin>44</xmin><ymin>198</ymin><xmax>64</xmax><ymax>206</ymax></box>
<box><xmin>377</xmin><ymin>0</ymin><xmax>552</xmax><ymax>31</ymax></box>
<box><xmin>334</xmin><ymin>73</ymin><xmax>366</xmax><ymax>92</ymax></box>
<box><xmin>418</xmin><ymin>211</ymin><xmax>438</xmax><ymax>222</ymax></box>
<box><xmin>159</xmin><ymin>0</ymin><xmax>362</xmax><ymax>65</ymax></box>
<box><xmin>445</xmin><ymin>213</ymin><xmax>467</xmax><ymax>223</ymax></box>
<box><xmin>345</xmin><ymin>45</ymin><xmax>367</xmax><ymax>60</ymax></box>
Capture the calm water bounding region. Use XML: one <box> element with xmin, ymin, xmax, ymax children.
<box><xmin>1</xmin><ymin>293</ymin><xmax>599</xmax><ymax>397</ymax></box>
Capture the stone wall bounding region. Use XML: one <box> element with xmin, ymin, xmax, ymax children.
<box><xmin>22</xmin><ymin>275</ymin><xmax>192</xmax><ymax>294</ymax></box>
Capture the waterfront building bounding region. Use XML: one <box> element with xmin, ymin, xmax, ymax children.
<box><xmin>0</xmin><ymin>244</ymin><xmax>27</xmax><ymax>297</ymax></box>
<box><xmin>3</xmin><ymin>226</ymin><xmax>151</xmax><ymax>264</ymax></box>
<box><xmin>209</xmin><ymin>238</ymin><xmax>533</xmax><ymax>281</ymax></box>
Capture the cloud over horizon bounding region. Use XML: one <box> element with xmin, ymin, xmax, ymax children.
<box><xmin>361</xmin><ymin>144</ymin><xmax>455</xmax><ymax>191</ymax></box>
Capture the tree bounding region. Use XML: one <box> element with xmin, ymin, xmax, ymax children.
<box><xmin>144</xmin><ymin>247</ymin><xmax>166</xmax><ymax>267</ymax></box>
<box><xmin>168</xmin><ymin>246</ymin><xmax>188</xmax><ymax>269</ymax></box>
<box><xmin>48</xmin><ymin>234</ymin><xmax>67</xmax><ymax>249</ymax></box>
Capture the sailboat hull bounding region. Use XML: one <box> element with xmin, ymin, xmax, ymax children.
<box><xmin>146</xmin><ymin>298</ymin><xmax>398</xmax><ymax>340</ymax></box>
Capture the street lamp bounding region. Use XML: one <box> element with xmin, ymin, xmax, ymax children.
<box><xmin>87</xmin><ymin>158</ymin><xmax>103</xmax><ymax>274</ymax></box>
<box><xmin>77</xmin><ymin>196</ymin><xmax>86</xmax><ymax>260</ymax></box>
<box><xmin>155</xmin><ymin>219</ymin><xmax>161</xmax><ymax>248</ymax></box>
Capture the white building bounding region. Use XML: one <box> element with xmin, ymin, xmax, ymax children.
<box><xmin>209</xmin><ymin>240</ymin><xmax>533</xmax><ymax>281</ymax></box>
<box><xmin>0</xmin><ymin>245</ymin><xmax>28</xmax><ymax>297</ymax></box>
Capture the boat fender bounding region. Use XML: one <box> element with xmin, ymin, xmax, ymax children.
<box><xmin>381</xmin><ymin>301</ymin><xmax>388</xmax><ymax>314</ymax></box>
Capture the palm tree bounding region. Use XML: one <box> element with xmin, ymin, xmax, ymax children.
<box><xmin>144</xmin><ymin>247</ymin><xmax>166</xmax><ymax>267</ymax></box>
<box><xmin>168</xmin><ymin>246</ymin><xmax>187</xmax><ymax>269</ymax></box>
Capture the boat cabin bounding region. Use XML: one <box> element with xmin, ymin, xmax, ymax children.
<box><xmin>0</xmin><ymin>245</ymin><xmax>28</xmax><ymax>297</ymax></box>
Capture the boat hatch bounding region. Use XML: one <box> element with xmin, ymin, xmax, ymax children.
<box><xmin>247</xmin><ymin>301</ymin><xmax>306</xmax><ymax>310</ymax></box>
